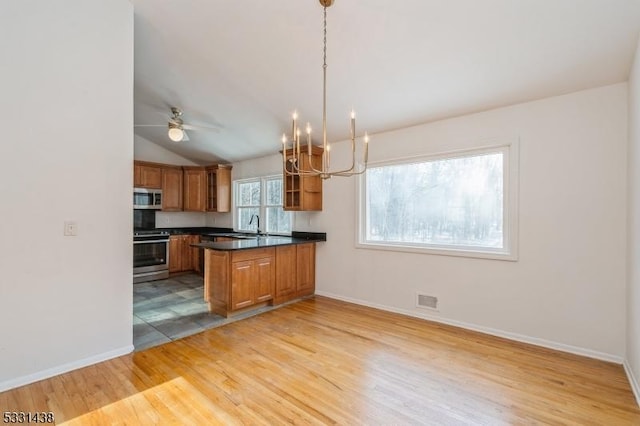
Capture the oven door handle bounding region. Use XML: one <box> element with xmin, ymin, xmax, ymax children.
<box><xmin>134</xmin><ymin>239</ymin><xmax>169</xmax><ymax>244</ymax></box>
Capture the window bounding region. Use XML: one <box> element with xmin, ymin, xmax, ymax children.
<box><xmin>358</xmin><ymin>143</ymin><xmax>518</xmax><ymax>260</ymax></box>
<box><xmin>235</xmin><ymin>176</ymin><xmax>292</xmax><ymax>235</ymax></box>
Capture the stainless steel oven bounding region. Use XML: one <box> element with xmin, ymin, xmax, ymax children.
<box><xmin>133</xmin><ymin>231</ymin><xmax>170</xmax><ymax>283</ymax></box>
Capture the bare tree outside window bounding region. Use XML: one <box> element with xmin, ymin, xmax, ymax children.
<box><xmin>237</xmin><ymin>181</ymin><xmax>261</xmax><ymax>232</ymax></box>
<box><xmin>365</xmin><ymin>151</ymin><xmax>504</xmax><ymax>249</ymax></box>
<box><xmin>235</xmin><ymin>177</ymin><xmax>292</xmax><ymax>234</ymax></box>
<box><xmin>265</xmin><ymin>178</ymin><xmax>291</xmax><ymax>233</ymax></box>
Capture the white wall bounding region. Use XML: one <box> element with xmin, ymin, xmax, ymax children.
<box><xmin>296</xmin><ymin>84</ymin><xmax>628</xmax><ymax>360</ymax></box>
<box><xmin>134</xmin><ymin>134</ymin><xmax>199</xmax><ymax>166</ymax></box>
<box><xmin>0</xmin><ymin>0</ymin><xmax>134</xmax><ymax>391</ymax></box>
<box><xmin>627</xmin><ymin>36</ymin><xmax>640</xmax><ymax>403</ymax></box>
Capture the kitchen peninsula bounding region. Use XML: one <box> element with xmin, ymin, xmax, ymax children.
<box><xmin>195</xmin><ymin>233</ymin><xmax>324</xmax><ymax>317</ymax></box>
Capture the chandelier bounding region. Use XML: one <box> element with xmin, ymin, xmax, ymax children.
<box><xmin>281</xmin><ymin>0</ymin><xmax>369</xmax><ymax>180</ymax></box>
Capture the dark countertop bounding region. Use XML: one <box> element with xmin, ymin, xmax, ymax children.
<box><xmin>153</xmin><ymin>226</ymin><xmax>326</xmax><ymax>242</ymax></box>
<box><xmin>193</xmin><ymin>236</ymin><xmax>318</xmax><ymax>252</ymax></box>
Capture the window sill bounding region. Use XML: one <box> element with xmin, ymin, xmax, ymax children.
<box><xmin>355</xmin><ymin>241</ymin><xmax>518</xmax><ymax>261</ymax></box>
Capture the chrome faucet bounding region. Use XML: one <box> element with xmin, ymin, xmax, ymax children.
<box><xmin>249</xmin><ymin>214</ymin><xmax>261</xmax><ymax>235</ymax></box>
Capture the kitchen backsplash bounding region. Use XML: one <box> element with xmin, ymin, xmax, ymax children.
<box><xmin>154</xmin><ymin>211</ymin><xmax>232</xmax><ymax>229</ymax></box>
<box><xmin>156</xmin><ymin>211</ymin><xmax>207</xmax><ymax>228</ymax></box>
<box><xmin>206</xmin><ymin>212</ymin><xmax>232</xmax><ymax>228</ymax></box>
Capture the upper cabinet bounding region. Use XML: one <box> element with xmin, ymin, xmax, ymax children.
<box><xmin>134</xmin><ymin>161</ymin><xmax>162</xmax><ymax>189</ymax></box>
<box><xmin>283</xmin><ymin>146</ymin><xmax>323</xmax><ymax>211</ymax></box>
<box><xmin>162</xmin><ymin>166</ymin><xmax>183</xmax><ymax>211</ymax></box>
<box><xmin>183</xmin><ymin>166</ymin><xmax>208</xmax><ymax>212</ymax></box>
<box><xmin>133</xmin><ymin>161</ymin><xmax>232</xmax><ymax>212</ymax></box>
<box><xmin>206</xmin><ymin>165</ymin><xmax>231</xmax><ymax>213</ymax></box>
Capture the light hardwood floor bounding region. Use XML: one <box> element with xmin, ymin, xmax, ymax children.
<box><xmin>2</xmin><ymin>296</ymin><xmax>639</xmax><ymax>425</ymax></box>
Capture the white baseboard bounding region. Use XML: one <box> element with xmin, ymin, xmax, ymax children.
<box><xmin>624</xmin><ymin>360</ymin><xmax>640</xmax><ymax>408</ymax></box>
<box><xmin>0</xmin><ymin>345</ymin><xmax>134</xmax><ymax>393</ymax></box>
<box><xmin>315</xmin><ymin>291</ymin><xmax>623</xmax><ymax>364</ymax></box>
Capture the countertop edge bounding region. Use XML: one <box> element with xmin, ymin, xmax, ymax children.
<box><xmin>193</xmin><ymin>238</ymin><xmax>319</xmax><ymax>251</ymax></box>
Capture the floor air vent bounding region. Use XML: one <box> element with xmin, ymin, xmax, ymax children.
<box><xmin>416</xmin><ymin>293</ymin><xmax>438</xmax><ymax>310</ymax></box>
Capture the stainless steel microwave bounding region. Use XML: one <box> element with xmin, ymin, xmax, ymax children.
<box><xmin>133</xmin><ymin>188</ymin><xmax>162</xmax><ymax>210</ymax></box>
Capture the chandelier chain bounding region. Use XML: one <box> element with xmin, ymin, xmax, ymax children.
<box><xmin>323</xmin><ymin>5</ymin><xmax>327</xmax><ymax>69</ymax></box>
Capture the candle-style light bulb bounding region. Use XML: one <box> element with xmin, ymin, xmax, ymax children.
<box><xmin>350</xmin><ymin>110</ymin><xmax>356</xmax><ymax>141</ymax></box>
<box><xmin>306</xmin><ymin>122</ymin><xmax>311</xmax><ymax>134</ymax></box>
<box><xmin>291</xmin><ymin>111</ymin><xmax>297</xmax><ymax>147</ymax></box>
<box><xmin>282</xmin><ymin>133</ymin><xmax>287</xmax><ymax>173</ymax></box>
<box><xmin>364</xmin><ymin>132</ymin><xmax>369</xmax><ymax>164</ymax></box>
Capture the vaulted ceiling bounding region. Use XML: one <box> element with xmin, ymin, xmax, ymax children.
<box><xmin>131</xmin><ymin>0</ymin><xmax>640</xmax><ymax>165</ymax></box>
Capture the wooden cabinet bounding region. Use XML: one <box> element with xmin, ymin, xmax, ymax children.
<box><xmin>274</xmin><ymin>243</ymin><xmax>316</xmax><ymax>305</ymax></box>
<box><xmin>134</xmin><ymin>161</ymin><xmax>162</xmax><ymax>189</ymax></box>
<box><xmin>254</xmin><ymin>256</ymin><xmax>275</xmax><ymax>303</ymax></box>
<box><xmin>169</xmin><ymin>234</ymin><xmax>200</xmax><ymax>273</ymax></box>
<box><xmin>206</xmin><ymin>165</ymin><xmax>232</xmax><ymax>212</ymax></box>
<box><xmin>133</xmin><ymin>161</ymin><xmax>231</xmax><ymax>212</ymax></box>
<box><xmin>283</xmin><ymin>146</ymin><xmax>323</xmax><ymax>211</ymax></box>
<box><xmin>205</xmin><ymin>247</ymin><xmax>275</xmax><ymax>317</ymax></box>
<box><xmin>230</xmin><ymin>248</ymin><xmax>275</xmax><ymax>311</ymax></box>
<box><xmin>231</xmin><ymin>260</ymin><xmax>255</xmax><ymax>310</ymax></box>
<box><xmin>192</xmin><ymin>236</ymin><xmax>201</xmax><ymax>271</ymax></box>
<box><xmin>296</xmin><ymin>243</ymin><xmax>316</xmax><ymax>295</ymax></box>
<box><xmin>162</xmin><ymin>166</ymin><xmax>183</xmax><ymax>211</ymax></box>
<box><xmin>183</xmin><ymin>167</ymin><xmax>207</xmax><ymax>212</ymax></box>
<box><xmin>275</xmin><ymin>245</ymin><xmax>297</xmax><ymax>302</ymax></box>
<box><xmin>182</xmin><ymin>235</ymin><xmax>201</xmax><ymax>272</ymax></box>
<box><xmin>169</xmin><ymin>236</ymin><xmax>182</xmax><ymax>273</ymax></box>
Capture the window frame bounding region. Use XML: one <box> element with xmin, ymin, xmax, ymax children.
<box><xmin>356</xmin><ymin>141</ymin><xmax>519</xmax><ymax>261</ymax></box>
<box><xmin>233</xmin><ymin>175</ymin><xmax>293</xmax><ymax>236</ymax></box>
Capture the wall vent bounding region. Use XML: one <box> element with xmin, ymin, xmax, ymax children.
<box><xmin>416</xmin><ymin>293</ymin><xmax>438</xmax><ymax>310</ymax></box>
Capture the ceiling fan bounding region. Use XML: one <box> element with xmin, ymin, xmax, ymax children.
<box><xmin>134</xmin><ymin>107</ymin><xmax>220</xmax><ymax>142</ymax></box>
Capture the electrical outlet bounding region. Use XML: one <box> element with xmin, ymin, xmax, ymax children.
<box><xmin>64</xmin><ymin>221</ymin><xmax>78</xmax><ymax>236</ymax></box>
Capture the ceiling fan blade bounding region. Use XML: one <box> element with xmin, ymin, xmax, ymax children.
<box><xmin>134</xmin><ymin>124</ymin><xmax>166</xmax><ymax>127</ymax></box>
<box><xmin>182</xmin><ymin>123</ymin><xmax>221</xmax><ymax>132</ymax></box>
<box><xmin>182</xmin><ymin>130</ymin><xmax>190</xmax><ymax>141</ymax></box>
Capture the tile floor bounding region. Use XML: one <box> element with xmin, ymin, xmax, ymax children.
<box><xmin>133</xmin><ymin>273</ymin><xmax>275</xmax><ymax>351</ymax></box>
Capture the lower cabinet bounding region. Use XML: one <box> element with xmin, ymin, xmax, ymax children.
<box><xmin>169</xmin><ymin>235</ymin><xmax>200</xmax><ymax>273</ymax></box>
<box><xmin>204</xmin><ymin>243</ymin><xmax>316</xmax><ymax>317</ymax></box>
<box><xmin>274</xmin><ymin>243</ymin><xmax>316</xmax><ymax>305</ymax></box>
<box><xmin>296</xmin><ymin>243</ymin><xmax>316</xmax><ymax>296</ymax></box>
<box><xmin>206</xmin><ymin>247</ymin><xmax>275</xmax><ymax>317</ymax></box>
<box><xmin>186</xmin><ymin>235</ymin><xmax>201</xmax><ymax>272</ymax></box>
<box><xmin>274</xmin><ymin>245</ymin><xmax>297</xmax><ymax>302</ymax></box>
<box><xmin>230</xmin><ymin>254</ymin><xmax>275</xmax><ymax>310</ymax></box>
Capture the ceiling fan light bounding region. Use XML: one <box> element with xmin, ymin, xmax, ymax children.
<box><xmin>168</xmin><ymin>127</ymin><xmax>184</xmax><ymax>142</ymax></box>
